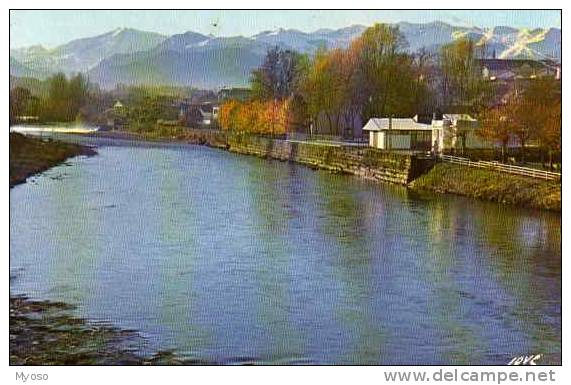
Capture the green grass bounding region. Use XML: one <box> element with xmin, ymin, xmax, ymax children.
<box><xmin>411</xmin><ymin>163</ymin><xmax>561</xmax><ymax>211</ymax></box>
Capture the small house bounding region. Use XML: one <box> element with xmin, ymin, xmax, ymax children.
<box><xmin>179</xmin><ymin>102</ymin><xmax>219</xmax><ymax>128</ymax></box>
<box><xmin>441</xmin><ymin>114</ymin><xmax>487</xmax><ymax>150</ymax></box>
<box><xmin>362</xmin><ymin>114</ymin><xmax>489</xmax><ymax>153</ymax></box>
<box><xmin>103</xmin><ymin>100</ymin><xmax>127</xmax><ymax>130</ymax></box>
<box><xmin>362</xmin><ymin>117</ymin><xmax>444</xmax><ymax>153</ymax></box>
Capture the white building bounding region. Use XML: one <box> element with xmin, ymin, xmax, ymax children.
<box><xmin>441</xmin><ymin>114</ymin><xmax>487</xmax><ymax>150</ymax></box>
<box><xmin>362</xmin><ymin>117</ymin><xmax>444</xmax><ymax>153</ymax></box>
<box><xmin>362</xmin><ymin>114</ymin><xmax>487</xmax><ymax>153</ymax></box>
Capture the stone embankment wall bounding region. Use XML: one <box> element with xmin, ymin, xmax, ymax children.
<box><xmin>181</xmin><ymin>129</ymin><xmax>425</xmax><ymax>185</ymax></box>
<box><xmin>159</xmin><ymin>127</ymin><xmax>560</xmax><ymax>211</ymax></box>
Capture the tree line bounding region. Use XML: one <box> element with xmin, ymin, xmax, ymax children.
<box><xmin>9</xmin><ymin>76</ymin><xmax>187</xmax><ymax>130</ymax></box>
<box><xmin>219</xmin><ymin>23</ymin><xmax>560</xmax><ymax>167</ymax></box>
<box><xmin>220</xmin><ymin>24</ymin><xmax>494</xmax><ymax>136</ymax></box>
<box><xmin>10</xmin><ymin>73</ymin><xmax>90</xmax><ymax>124</ymax></box>
<box><xmin>479</xmin><ymin>78</ymin><xmax>561</xmax><ymax>167</ymax></box>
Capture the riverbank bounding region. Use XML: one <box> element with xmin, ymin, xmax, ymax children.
<box><xmin>10</xmin><ymin>296</ymin><xmax>209</xmax><ymax>365</ymax></box>
<box><xmin>9</xmin><ymin>133</ymin><xmax>211</xmax><ymax>365</ymax></box>
<box><xmin>10</xmin><ymin>132</ymin><xmax>97</xmax><ymax>187</ymax></box>
<box><xmin>90</xmin><ymin>128</ymin><xmax>419</xmax><ymax>185</ymax></box>
<box><xmin>87</xmin><ymin>128</ymin><xmax>561</xmax><ymax>211</ymax></box>
<box><xmin>410</xmin><ymin>163</ymin><xmax>561</xmax><ymax>211</ymax></box>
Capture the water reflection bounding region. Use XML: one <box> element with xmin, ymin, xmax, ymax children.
<box><xmin>10</xmin><ymin>139</ymin><xmax>561</xmax><ymax>364</ymax></box>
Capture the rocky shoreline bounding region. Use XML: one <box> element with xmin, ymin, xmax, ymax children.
<box><xmin>10</xmin><ymin>296</ymin><xmax>212</xmax><ymax>365</ymax></box>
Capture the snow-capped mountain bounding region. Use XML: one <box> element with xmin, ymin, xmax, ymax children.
<box><xmin>10</xmin><ymin>21</ymin><xmax>561</xmax><ymax>89</ymax></box>
<box><xmin>10</xmin><ymin>28</ymin><xmax>167</xmax><ymax>75</ymax></box>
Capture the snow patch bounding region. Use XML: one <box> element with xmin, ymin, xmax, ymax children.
<box><xmin>111</xmin><ymin>28</ymin><xmax>125</xmax><ymax>37</ymax></box>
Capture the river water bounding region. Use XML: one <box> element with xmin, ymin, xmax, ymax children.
<box><xmin>9</xmin><ymin>137</ymin><xmax>561</xmax><ymax>365</ymax></box>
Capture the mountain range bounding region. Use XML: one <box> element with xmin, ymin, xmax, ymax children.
<box><xmin>10</xmin><ymin>22</ymin><xmax>561</xmax><ymax>89</ymax></box>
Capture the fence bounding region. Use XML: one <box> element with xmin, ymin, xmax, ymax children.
<box><xmin>286</xmin><ymin>132</ymin><xmax>368</xmax><ymax>143</ymax></box>
<box><xmin>440</xmin><ymin>155</ymin><xmax>561</xmax><ymax>181</ymax></box>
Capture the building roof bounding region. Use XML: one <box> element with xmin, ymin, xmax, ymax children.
<box><xmin>477</xmin><ymin>59</ymin><xmax>547</xmax><ymax>71</ymax></box>
<box><xmin>180</xmin><ymin>102</ymin><xmax>215</xmax><ymax>115</ymax></box>
<box><xmin>443</xmin><ymin>114</ymin><xmax>476</xmax><ymax>122</ymax></box>
<box><xmin>362</xmin><ymin>118</ymin><xmax>432</xmax><ymax>132</ymax></box>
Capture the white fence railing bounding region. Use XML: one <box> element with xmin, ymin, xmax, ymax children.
<box><xmin>440</xmin><ymin>155</ymin><xmax>561</xmax><ymax>181</ymax></box>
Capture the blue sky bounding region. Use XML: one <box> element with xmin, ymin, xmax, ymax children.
<box><xmin>10</xmin><ymin>10</ymin><xmax>561</xmax><ymax>48</ymax></box>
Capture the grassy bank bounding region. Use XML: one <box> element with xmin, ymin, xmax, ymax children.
<box><xmin>410</xmin><ymin>163</ymin><xmax>561</xmax><ymax>211</ymax></box>
<box><xmin>10</xmin><ymin>132</ymin><xmax>97</xmax><ymax>187</ymax></box>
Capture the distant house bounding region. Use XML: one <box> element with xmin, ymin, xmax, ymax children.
<box><xmin>179</xmin><ymin>102</ymin><xmax>219</xmax><ymax>128</ymax></box>
<box><xmin>441</xmin><ymin>114</ymin><xmax>488</xmax><ymax>150</ymax></box>
<box><xmin>477</xmin><ymin>59</ymin><xmax>559</xmax><ymax>81</ymax></box>
<box><xmin>102</xmin><ymin>100</ymin><xmax>126</xmax><ymax>130</ymax></box>
<box><xmin>362</xmin><ymin>113</ymin><xmax>487</xmax><ymax>153</ymax></box>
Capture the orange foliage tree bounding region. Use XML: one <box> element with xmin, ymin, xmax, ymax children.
<box><xmin>219</xmin><ymin>99</ymin><xmax>291</xmax><ymax>136</ymax></box>
<box><xmin>478</xmin><ymin>102</ymin><xmax>517</xmax><ymax>162</ymax></box>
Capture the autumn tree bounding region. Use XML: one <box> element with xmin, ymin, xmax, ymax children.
<box><xmin>439</xmin><ymin>38</ymin><xmax>489</xmax><ymax>113</ymax></box>
<box><xmin>357</xmin><ymin>24</ymin><xmax>406</xmax><ymax>119</ymax></box>
<box><xmin>334</xmin><ymin>45</ymin><xmax>367</xmax><ymax>137</ymax></box>
<box><xmin>219</xmin><ymin>99</ymin><xmax>241</xmax><ymax>132</ymax></box>
<box><xmin>300</xmin><ymin>48</ymin><xmax>347</xmax><ymax>134</ymax></box>
<box><xmin>250</xmin><ymin>47</ymin><xmax>306</xmax><ymax>135</ymax></box>
<box><xmin>251</xmin><ymin>46</ymin><xmax>305</xmax><ymax>101</ymax></box>
<box><xmin>540</xmin><ymin>100</ymin><xmax>561</xmax><ymax>169</ymax></box>
<box><xmin>219</xmin><ymin>99</ymin><xmax>290</xmax><ymax>135</ymax></box>
<box><xmin>478</xmin><ymin>102</ymin><xmax>516</xmax><ymax>162</ymax></box>
<box><xmin>479</xmin><ymin>78</ymin><xmax>560</xmax><ymax>166</ymax></box>
<box><xmin>512</xmin><ymin>78</ymin><xmax>561</xmax><ymax>164</ymax></box>
<box><xmin>350</xmin><ymin>23</ymin><xmax>429</xmax><ymax>121</ymax></box>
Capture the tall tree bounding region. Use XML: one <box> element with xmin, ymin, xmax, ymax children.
<box><xmin>43</xmin><ymin>73</ymin><xmax>89</xmax><ymax>122</ymax></box>
<box><xmin>300</xmin><ymin>48</ymin><xmax>347</xmax><ymax>134</ymax></box>
<box><xmin>512</xmin><ymin>78</ymin><xmax>561</xmax><ymax>164</ymax></box>
<box><xmin>251</xmin><ymin>46</ymin><xmax>304</xmax><ymax>101</ymax></box>
<box><xmin>439</xmin><ymin>38</ymin><xmax>489</xmax><ymax>113</ymax></box>
<box><xmin>355</xmin><ymin>23</ymin><xmax>422</xmax><ymax>120</ymax></box>
<box><xmin>478</xmin><ymin>102</ymin><xmax>516</xmax><ymax>162</ymax></box>
<box><xmin>9</xmin><ymin>87</ymin><xmax>33</xmax><ymax>124</ymax></box>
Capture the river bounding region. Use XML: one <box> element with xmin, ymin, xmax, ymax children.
<box><xmin>9</xmin><ymin>136</ymin><xmax>561</xmax><ymax>365</ymax></box>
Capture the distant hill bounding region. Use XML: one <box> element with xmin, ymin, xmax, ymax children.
<box><xmin>89</xmin><ymin>35</ymin><xmax>269</xmax><ymax>89</ymax></box>
<box><xmin>10</xmin><ymin>21</ymin><xmax>561</xmax><ymax>89</ymax></box>
<box><xmin>9</xmin><ymin>57</ymin><xmax>46</xmax><ymax>79</ymax></box>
